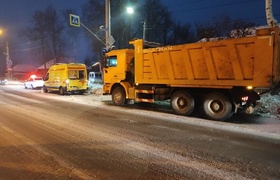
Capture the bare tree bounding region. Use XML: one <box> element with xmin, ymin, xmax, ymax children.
<box><xmin>110</xmin><ymin>0</ymin><xmax>137</xmax><ymax>48</ymax></box>
<box><xmin>62</xmin><ymin>9</ymin><xmax>80</xmax><ymax>62</ymax></box>
<box><xmin>140</xmin><ymin>0</ymin><xmax>173</xmax><ymax>44</ymax></box>
<box><xmin>195</xmin><ymin>23</ymin><xmax>219</xmax><ymax>41</ymax></box>
<box><xmin>44</xmin><ymin>5</ymin><xmax>64</xmax><ymax>64</ymax></box>
<box><xmin>22</xmin><ymin>5</ymin><xmax>64</xmax><ymax>68</ymax></box>
<box><xmin>22</xmin><ymin>11</ymin><xmax>49</xmax><ymax>69</ymax></box>
<box><xmin>82</xmin><ymin>0</ymin><xmax>105</xmax><ymax>52</ymax></box>
<box><xmin>168</xmin><ymin>22</ymin><xmax>195</xmax><ymax>45</ymax></box>
<box><xmin>195</xmin><ymin>13</ymin><xmax>256</xmax><ymax>41</ymax></box>
<box><xmin>230</xmin><ymin>18</ymin><xmax>256</xmax><ymax>38</ymax></box>
<box><xmin>81</xmin><ymin>0</ymin><xmax>105</xmax><ymax>68</ymax></box>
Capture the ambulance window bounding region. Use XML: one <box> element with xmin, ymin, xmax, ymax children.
<box><xmin>79</xmin><ymin>70</ymin><xmax>85</xmax><ymax>79</ymax></box>
<box><xmin>68</xmin><ymin>70</ymin><xmax>78</xmax><ymax>79</ymax></box>
<box><xmin>68</xmin><ymin>70</ymin><xmax>85</xmax><ymax>79</ymax></box>
<box><xmin>106</xmin><ymin>56</ymin><xmax>117</xmax><ymax>67</ymax></box>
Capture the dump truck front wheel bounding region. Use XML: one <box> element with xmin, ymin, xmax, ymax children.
<box><xmin>171</xmin><ymin>91</ymin><xmax>195</xmax><ymax>115</ymax></box>
<box><xmin>112</xmin><ymin>86</ymin><xmax>126</xmax><ymax>106</ymax></box>
<box><xmin>203</xmin><ymin>92</ymin><xmax>233</xmax><ymax>121</ymax></box>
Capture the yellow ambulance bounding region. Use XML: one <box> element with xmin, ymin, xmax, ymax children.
<box><xmin>43</xmin><ymin>63</ymin><xmax>88</xmax><ymax>95</ymax></box>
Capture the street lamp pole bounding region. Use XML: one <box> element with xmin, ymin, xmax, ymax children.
<box><xmin>5</xmin><ymin>40</ymin><xmax>11</xmax><ymax>79</ymax></box>
<box><xmin>105</xmin><ymin>0</ymin><xmax>111</xmax><ymax>48</ymax></box>
<box><xmin>143</xmin><ymin>20</ymin><xmax>146</xmax><ymax>41</ymax></box>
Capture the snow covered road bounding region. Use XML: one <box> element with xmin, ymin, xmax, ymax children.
<box><xmin>0</xmin><ymin>83</ymin><xmax>279</xmax><ymax>179</ymax></box>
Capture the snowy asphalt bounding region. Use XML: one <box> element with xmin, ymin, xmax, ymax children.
<box><xmin>3</xmin><ymin>80</ymin><xmax>280</xmax><ymax>141</ymax></box>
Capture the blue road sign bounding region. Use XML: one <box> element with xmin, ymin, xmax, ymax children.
<box><xmin>70</xmin><ymin>14</ymin><xmax>80</xmax><ymax>27</ymax></box>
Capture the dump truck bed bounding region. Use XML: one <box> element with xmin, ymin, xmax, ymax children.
<box><xmin>132</xmin><ymin>27</ymin><xmax>280</xmax><ymax>89</ymax></box>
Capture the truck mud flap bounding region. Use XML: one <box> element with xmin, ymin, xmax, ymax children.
<box><xmin>270</xmin><ymin>81</ymin><xmax>280</xmax><ymax>95</ymax></box>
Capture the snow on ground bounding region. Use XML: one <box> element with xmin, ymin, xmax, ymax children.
<box><xmin>256</xmin><ymin>93</ymin><xmax>280</xmax><ymax>119</ymax></box>
<box><xmin>5</xmin><ymin>80</ymin><xmax>280</xmax><ymax>120</ymax></box>
<box><xmin>3</xmin><ymin>81</ymin><xmax>280</xmax><ymax>139</ymax></box>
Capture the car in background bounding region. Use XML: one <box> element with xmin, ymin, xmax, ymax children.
<box><xmin>24</xmin><ymin>75</ymin><xmax>44</xmax><ymax>89</ymax></box>
<box><xmin>0</xmin><ymin>79</ymin><xmax>8</xmax><ymax>85</ymax></box>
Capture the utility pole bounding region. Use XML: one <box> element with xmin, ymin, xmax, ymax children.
<box><xmin>105</xmin><ymin>0</ymin><xmax>111</xmax><ymax>49</ymax></box>
<box><xmin>143</xmin><ymin>21</ymin><xmax>146</xmax><ymax>41</ymax></box>
<box><xmin>5</xmin><ymin>41</ymin><xmax>12</xmax><ymax>79</ymax></box>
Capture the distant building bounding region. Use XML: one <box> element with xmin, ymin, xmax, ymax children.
<box><xmin>12</xmin><ymin>64</ymin><xmax>38</xmax><ymax>80</ymax></box>
<box><xmin>12</xmin><ymin>57</ymin><xmax>75</xmax><ymax>80</ymax></box>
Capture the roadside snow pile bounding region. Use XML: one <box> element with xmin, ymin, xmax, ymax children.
<box><xmin>88</xmin><ymin>84</ymin><xmax>103</xmax><ymax>94</ymax></box>
<box><xmin>256</xmin><ymin>93</ymin><xmax>280</xmax><ymax>119</ymax></box>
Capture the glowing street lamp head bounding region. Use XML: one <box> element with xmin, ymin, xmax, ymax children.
<box><xmin>126</xmin><ymin>7</ymin><xmax>134</xmax><ymax>14</ymax></box>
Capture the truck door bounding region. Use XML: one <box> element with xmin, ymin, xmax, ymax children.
<box><xmin>104</xmin><ymin>55</ymin><xmax>126</xmax><ymax>83</ymax></box>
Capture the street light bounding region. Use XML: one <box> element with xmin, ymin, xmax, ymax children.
<box><xmin>125</xmin><ymin>6</ymin><xmax>134</xmax><ymax>42</ymax></box>
<box><xmin>126</xmin><ymin>7</ymin><xmax>134</xmax><ymax>14</ymax></box>
<box><xmin>126</xmin><ymin>6</ymin><xmax>146</xmax><ymax>41</ymax></box>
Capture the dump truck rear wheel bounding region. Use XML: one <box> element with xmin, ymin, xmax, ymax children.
<box><xmin>112</xmin><ymin>86</ymin><xmax>126</xmax><ymax>106</ymax></box>
<box><xmin>203</xmin><ymin>92</ymin><xmax>233</xmax><ymax>121</ymax></box>
<box><xmin>171</xmin><ymin>91</ymin><xmax>195</xmax><ymax>115</ymax></box>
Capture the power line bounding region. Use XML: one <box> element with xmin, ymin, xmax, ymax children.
<box><xmin>10</xmin><ymin>45</ymin><xmax>41</xmax><ymax>52</ymax></box>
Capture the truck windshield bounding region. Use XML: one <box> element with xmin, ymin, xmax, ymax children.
<box><xmin>106</xmin><ymin>56</ymin><xmax>117</xmax><ymax>67</ymax></box>
<box><xmin>68</xmin><ymin>70</ymin><xmax>85</xmax><ymax>80</ymax></box>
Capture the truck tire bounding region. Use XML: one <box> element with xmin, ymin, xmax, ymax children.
<box><xmin>112</xmin><ymin>86</ymin><xmax>126</xmax><ymax>106</ymax></box>
<box><xmin>171</xmin><ymin>91</ymin><xmax>195</xmax><ymax>115</ymax></box>
<box><xmin>203</xmin><ymin>92</ymin><xmax>233</xmax><ymax>121</ymax></box>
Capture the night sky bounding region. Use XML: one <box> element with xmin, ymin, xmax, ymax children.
<box><xmin>0</xmin><ymin>0</ymin><xmax>279</xmax><ymax>68</ymax></box>
<box><xmin>163</xmin><ymin>0</ymin><xmax>280</xmax><ymax>25</ymax></box>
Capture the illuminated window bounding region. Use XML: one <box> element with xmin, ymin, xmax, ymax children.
<box><xmin>68</xmin><ymin>70</ymin><xmax>85</xmax><ymax>80</ymax></box>
<box><xmin>106</xmin><ymin>56</ymin><xmax>117</xmax><ymax>67</ymax></box>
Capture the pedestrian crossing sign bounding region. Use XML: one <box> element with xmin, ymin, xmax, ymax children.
<box><xmin>70</xmin><ymin>14</ymin><xmax>80</xmax><ymax>27</ymax></box>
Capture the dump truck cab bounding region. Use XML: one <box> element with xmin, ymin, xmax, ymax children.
<box><xmin>103</xmin><ymin>49</ymin><xmax>134</xmax><ymax>95</ymax></box>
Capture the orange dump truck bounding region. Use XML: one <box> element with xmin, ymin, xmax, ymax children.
<box><xmin>103</xmin><ymin>27</ymin><xmax>280</xmax><ymax>120</ymax></box>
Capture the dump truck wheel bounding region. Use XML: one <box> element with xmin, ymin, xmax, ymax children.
<box><xmin>171</xmin><ymin>91</ymin><xmax>195</xmax><ymax>115</ymax></box>
<box><xmin>59</xmin><ymin>87</ymin><xmax>65</xmax><ymax>95</ymax></box>
<box><xmin>112</xmin><ymin>86</ymin><xmax>126</xmax><ymax>106</ymax></box>
<box><xmin>203</xmin><ymin>92</ymin><xmax>233</xmax><ymax>121</ymax></box>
